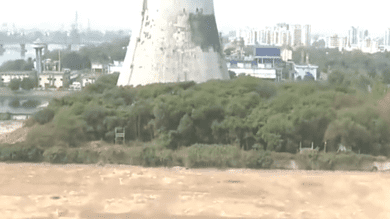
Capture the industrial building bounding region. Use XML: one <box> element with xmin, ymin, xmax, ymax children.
<box><xmin>227</xmin><ymin>46</ymin><xmax>284</xmax><ymax>80</ymax></box>
<box><xmin>38</xmin><ymin>71</ymin><xmax>70</xmax><ymax>89</ymax></box>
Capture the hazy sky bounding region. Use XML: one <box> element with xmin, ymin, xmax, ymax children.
<box><xmin>0</xmin><ymin>0</ymin><xmax>387</xmax><ymax>38</ymax></box>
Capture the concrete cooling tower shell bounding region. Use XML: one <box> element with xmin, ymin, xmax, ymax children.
<box><xmin>117</xmin><ymin>0</ymin><xmax>230</xmax><ymax>87</ymax></box>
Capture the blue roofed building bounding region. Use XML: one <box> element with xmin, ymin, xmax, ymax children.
<box><xmin>226</xmin><ymin>46</ymin><xmax>284</xmax><ymax>80</ymax></box>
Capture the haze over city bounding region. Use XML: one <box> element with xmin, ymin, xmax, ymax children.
<box><xmin>0</xmin><ymin>0</ymin><xmax>387</xmax><ymax>37</ymax></box>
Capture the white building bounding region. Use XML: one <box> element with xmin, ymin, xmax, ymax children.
<box><xmin>81</xmin><ymin>75</ymin><xmax>98</xmax><ymax>87</ymax></box>
<box><xmin>293</xmin><ymin>64</ymin><xmax>318</xmax><ymax>80</ymax></box>
<box><xmin>302</xmin><ymin>25</ymin><xmax>311</xmax><ymax>47</ymax></box>
<box><xmin>108</xmin><ymin>61</ymin><xmax>123</xmax><ymax>74</ymax></box>
<box><xmin>326</xmin><ymin>34</ymin><xmax>339</xmax><ymax>48</ymax></box>
<box><xmin>290</xmin><ymin>25</ymin><xmax>302</xmax><ymax>47</ymax></box>
<box><xmin>281</xmin><ymin>49</ymin><xmax>292</xmax><ymax>62</ymax></box>
<box><xmin>227</xmin><ymin>46</ymin><xmax>284</xmax><ymax>80</ymax></box>
<box><xmin>384</xmin><ymin>28</ymin><xmax>390</xmax><ymax>51</ymax></box>
<box><xmin>348</xmin><ymin>26</ymin><xmax>359</xmax><ymax>47</ymax></box>
<box><xmin>227</xmin><ymin>61</ymin><xmax>277</xmax><ymax>79</ymax></box>
<box><xmin>38</xmin><ymin>71</ymin><xmax>69</xmax><ymax>89</ymax></box>
<box><xmin>0</xmin><ymin>72</ymin><xmax>31</xmax><ymax>84</ymax></box>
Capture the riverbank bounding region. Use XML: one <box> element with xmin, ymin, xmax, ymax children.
<box><xmin>0</xmin><ymin>120</ymin><xmax>23</xmax><ymax>135</ymax></box>
<box><xmin>1</xmin><ymin>162</ymin><xmax>389</xmax><ymax>219</ymax></box>
<box><xmin>0</xmin><ymin>138</ymin><xmax>388</xmax><ymax>172</ymax></box>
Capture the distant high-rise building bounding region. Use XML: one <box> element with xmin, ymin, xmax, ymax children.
<box><xmin>265</xmin><ymin>27</ymin><xmax>272</xmax><ymax>45</ymax></box>
<box><xmin>273</xmin><ymin>27</ymin><xmax>279</xmax><ymax>46</ymax></box>
<box><xmin>276</xmin><ymin>23</ymin><xmax>289</xmax><ymax>30</ymax></box>
<box><xmin>326</xmin><ymin>34</ymin><xmax>340</xmax><ymax>48</ymax></box>
<box><xmin>364</xmin><ymin>30</ymin><xmax>369</xmax><ymax>38</ymax></box>
<box><xmin>280</xmin><ymin>31</ymin><xmax>289</xmax><ymax>46</ymax></box>
<box><xmin>290</xmin><ymin>24</ymin><xmax>302</xmax><ymax>47</ymax></box>
<box><xmin>384</xmin><ymin>28</ymin><xmax>390</xmax><ymax>47</ymax></box>
<box><xmin>259</xmin><ymin>30</ymin><xmax>266</xmax><ymax>44</ymax></box>
<box><xmin>339</xmin><ymin>37</ymin><xmax>348</xmax><ymax>49</ymax></box>
<box><xmin>302</xmin><ymin>25</ymin><xmax>311</xmax><ymax>47</ymax></box>
<box><xmin>348</xmin><ymin>26</ymin><xmax>359</xmax><ymax>46</ymax></box>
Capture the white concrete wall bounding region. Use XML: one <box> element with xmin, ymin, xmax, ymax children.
<box><xmin>118</xmin><ymin>0</ymin><xmax>229</xmax><ymax>87</ymax></box>
<box><xmin>228</xmin><ymin>68</ymin><xmax>276</xmax><ymax>79</ymax></box>
<box><xmin>39</xmin><ymin>74</ymin><xmax>64</xmax><ymax>88</ymax></box>
<box><xmin>294</xmin><ymin>65</ymin><xmax>318</xmax><ymax>80</ymax></box>
<box><xmin>1</xmin><ymin>74</ymin><xmax>29</xmax><ymax>84</ymax></box>
<box><xmin>82</xmin><ymin>78</ymin><xmax>96</xmax><ymax>87</ymax></box>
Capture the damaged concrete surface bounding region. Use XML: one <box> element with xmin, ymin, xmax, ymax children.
<box><xmin>2</xmin><ymin>163</ymin><xmax>390</xmax><ymax>218</ymax></box>
<box><xmin>117</xmin><ymin>0</ymin><xmax>229</xmax><ymax>87</ymax></box>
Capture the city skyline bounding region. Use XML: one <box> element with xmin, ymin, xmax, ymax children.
<box><xmin>0</xmin><ymin>0</ymin><xmax>387</xmax><ymax>38</ymax></box>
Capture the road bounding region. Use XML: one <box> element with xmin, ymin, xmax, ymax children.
<box><xmin>0</xmin><ymin>163</ymin><xmax>389</xmax><ymax>219</ymax></box>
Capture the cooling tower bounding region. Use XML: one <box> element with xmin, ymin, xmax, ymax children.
<box><xmin>117</xmin><ymin>0</ymin><xmax>230</xmax><ymax>87</ymax></box>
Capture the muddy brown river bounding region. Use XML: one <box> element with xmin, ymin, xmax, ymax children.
<box><xmin>1</xmin><ymin>162</ymin><xmax>389</xmax><ymax>219</ymax></box>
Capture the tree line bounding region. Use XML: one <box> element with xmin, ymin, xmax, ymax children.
<box><xmin>28</xmin><ymin>71</ymin><xmax>390</xmax><ymax>157</ymax></box>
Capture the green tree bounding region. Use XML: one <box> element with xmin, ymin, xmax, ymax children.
<box><xmin>53</xmin><ymin>108</ymin><xmax>86</xmax><ymax>147</ymax></box>
<box><xmin>21</xmin><ymin>77</ymin><xmax>35</xmax><ymax>90</ymax></box>
<box><xmin>8</xmin><ymin>78</ymin><xmax>21</xmax><ymax>91</ymax></box>
<box><xmin>34</xmin><ymin>108</ymin><xmax>55</xmax><ymax>125</ymax></box>
<box><xmin>382</xmin><ymin>69</ymin><xmax>390</xmax><ymax>84</ymax></box>
<box><xmin>0</xmin><ymin>59</ymin><xmax>34</xmax><ymax>72</ymax></box>
<box><xmin>61</xmin><ymin>52</ymin><xmax>90</xmax><ymax>70</ymax></box>
<box><xmin>83</xmin><ymin>105</ymin><xmax>108</xmax><ymax>140</ymax></box>
<box><xmin>256</xmin><ymin>113</ymin><xmax>294</xmax><ymax>152</ymax></box>
<box><xmin>324</xmin><ymin>117</ymin><xmax>372</xmax><ymax>153</ymax></box>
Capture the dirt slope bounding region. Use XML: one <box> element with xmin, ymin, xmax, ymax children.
<box><xmin>0</xmin><ymin>121</ymin><xmax>30</xmax><ymax>145</ymax></box>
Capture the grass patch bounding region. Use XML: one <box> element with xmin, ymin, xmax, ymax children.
<box><xmin>0</xmin><ymin>140</ymin><xmax>385</xmax><ymax>172</ymax></box>
<box><xmin>0</xmin><ymin>142</ymin><xmax>44</xmax><ymax>162</ymax></box>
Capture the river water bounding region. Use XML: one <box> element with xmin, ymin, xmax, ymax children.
<box><xmin>0</xmin><ymin>44</ymin><xmax>72</xmax><ymax>116</ymax></box>
<box><xmin>0</xmin><ymin>43</ymin><xmax>68</xmax><ymax>66</ymax></box>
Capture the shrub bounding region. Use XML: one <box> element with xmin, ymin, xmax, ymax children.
<box><xmin>8</xmin><ymin>78</ymin><xmax>21</xmax><ymax>91</ymax></box>
<box><xmin>0</xmin><ymin>112</ymin><xmax>11</xmax><ymax>120</ymax></box>
<box><xmin>26</xmin><ymin>123</ymin><xmax>57</xmax><ymax>148</ymax></box>
<box><xmin>21</xmin><ymin>78</ymin><xmax>35</xmax><ymax>90</ymax></box>
<box><xmin>33</xmin><ymin>108</ymin><xmax>55</xmax><ymax>125</ymax></box>
<box><xmin>53</xmin><ymin>108</ymin><xmax>86</xmax><ymax>147</ymax></box>
<box><xmin>187</xmin><ymin>144</ymin><xmax>242</xmax><ymax>168</ymax></box>
<box><xmin>0</xmin><ymin>143</ymin><xmax>44</xmax><ymax>162</ymax></box>
<box><xmin>83</xmin><ymin>105</ymin><xmax>107</xmax><ymax>139</ymax></box>
<box><xmin>98</xmin><ymin>147</ymin><xmax>129</xmax><ymax>164</ymax></box>
<box><xmin>9</xmin><ymin>99</ymin><xmax>20</xmax><ymax>108</ymax></box>
<box><xmin>255</xmin><ymin>81</ymin><xmax>277</xmax><ymax>99</ymax></box>
<box><xmin>22</xmin><ymin>100</ymin><xmax>40</xmax><ymax>108</ymax></box>
<box><xmin>244</xmin><ymin>150</ymin><xmax>274</xmax><ymax>169</ymax></box>
<box><xmin>71</xmin><ymin>102</ymin><xmax>85</xmax><ymax>116</ymax></box>
<box><xmin>23</xmin><ymin>117</ymin><xmax>36</xmax><ymax>127</ymax></box>
<box><xmin>140</xmin><ymin>146</ymin><xmax>173</xmax><ymax>167</ymax></box>
<box><xmin>42</xmin><ymin>146</ymin><xmax>69</xmax><ymax>163</ymax></box>
<box><xmin>74</xmin><ymin>148</ymin><xmax>100</xmax><ymax>164</ymax></box>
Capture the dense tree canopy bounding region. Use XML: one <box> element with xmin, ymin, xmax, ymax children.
<box><xmin>0</xmin><ymin>59</ymin><xmax>34</xmax><ymax>72</ymax></box>
<box><xmin>29</xmin><ymin>71</ymin><xmax>390</xmax><ymax>157</ymax></box>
